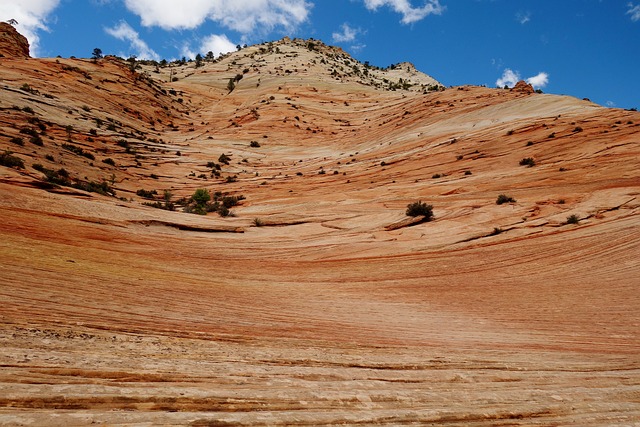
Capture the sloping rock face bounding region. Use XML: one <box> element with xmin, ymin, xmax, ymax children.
<box><xmin>0</xmin><ymin>22</ymin><xmax>29</xmax><ymax>58</ymax></box>
<box><xmin>0</xmin><ymin>36</ymin><xmax>639</xmax><ymax>426</ymax></box>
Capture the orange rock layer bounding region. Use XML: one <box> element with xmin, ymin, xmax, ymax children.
<box><xmin>0</xmin><ymin>35</ymin><xmax>639</xmax><ymax>425</ymax></box>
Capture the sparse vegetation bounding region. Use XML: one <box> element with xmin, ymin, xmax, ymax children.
<box><xmin>136</xmin><ymin>189</ymin><xmax>158</xmax><ymax>199</ymax></box>
<box><xmin>0</xmin><ymin>151</ymin><xmax>24</xmax><ymax>169</ymax></box>
<box><xmin>218</xmin><ymin>153</ymin><xmax>231</xmax><ymax>165</ymax></box>
<box><xmin>10</xmin><ymin>137</ymin><xmax>24</xmax><ymax>146</ymax></box>
<box><xmin>496</xmin><ymin>194</ymin><xmax>516</xmax><ymax>205</ymax></box>
<box><xmin>566</xmin><ymin>214</ymin><xmax>580</xmax><ymax>225</ymax></box>
<box><xmin>62</xmin><ymin>143</ymin><xmax>95</xmax><ymax>160</ymax></box>
<box><xmin>250</xmin><ymin>140</ymin><xmax>260</xmax><ymax>148</ymax></box>
<box><xmin>184</xmin><ymin>188</ymin><xmax>244</xmax><ymax>216</ymax></box>
<box><xmin>406</xmin><ymin>201</ymin><xmax>434</xmax><ymax>221</ymax></box>
<box><xmin>519</xmin><ymin>157</ymin><xmax>536</xmax><ymax>167</ymax></box>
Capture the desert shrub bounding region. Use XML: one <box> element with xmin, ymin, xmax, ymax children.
<box><xmin>566</xmin><ymin>214</ymin><xmax>580</xmax><ymax>225</ymax></box>
<box><xmin>432</xmin><ymin>173</ymin><xmax>442</xmax><ymax>179</ymax></box>
<box><xmin>496</xmin><ymin>194</ymin><xmax>516</xmax><ymax>205</ymax></box>
<box><xmin>250</xmin><ymin>140</ymin><xmax>260</xmax><ymax>148</ymax></box>
<box><xmin>406</xmin><ymin>201</ymin><xmax>434</xmax><ymax>220</ymax></box>
<box><xmin>10</xmin><ymin>137</ymin><xmax>24</xmax><ymax>146</ymax></box>
<box><xmin>30</xmin><ymin>134</ymin><xmax>43</xmax><ymax>146</ymax></box>
<box><xmin>464</xmin><ymin>170</ymin><xmax>472</xmax><ymax>175</ymax></box>
<box><xmin>519</xmin><ymin>157</ymin><xmax>536</xmax><ymax>167</ymax></box>
<box><xmin>0</xmin><ymin>151</ymin><xmax>24</xmax><ymax>169</ymax></box>
<box><xmin>73</xmin><ymin>180</ymin><xmax>115</xmax><ymax>196</ymax></box>
<box><xmin>102</xmin><ymin>158</ymin><xmax>116</xmax><ymax>166</ymax></box>
<box><xmin>218</xmin><ymin>153</ymin><xmax>231</xmax><ymax>165</ymax></box>
<box><xmin>136</xmin><ymin>189</ymin><xmax>157</xmax><ymax>199</ymax></box>
<box><xmin>62</xmin><ymin>143</ymin><xmax>94</xmax><ymax>160</ymax></box>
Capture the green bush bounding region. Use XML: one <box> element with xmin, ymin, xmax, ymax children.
<box><xmin>406</xmin><ymin>201</ymin><xmax>434</xmax><ymax>220</ymax></box>
<box><xmin>192</xmin><ymin>188</ymin><xmax>211</xmax><ymax>205</ymax></box>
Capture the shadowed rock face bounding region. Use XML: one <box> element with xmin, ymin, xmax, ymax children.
<box><xmin>0</xmin><ymin>22</ymin><xmax>29</xmax><ymax>58</ymax></box>
<box><xmin>1</xmin><ymin>29</ymin><xmax>639</xmax><ymax>426</ymax></box>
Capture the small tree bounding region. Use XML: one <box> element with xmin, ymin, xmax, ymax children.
<box><xmin>91</xmin><ymin>48</ymin><xmax>103</xmax><ymax>62</ymax></box>
<box><xmin>195</xmin><ymin>53</ymin><xmax>203</xmax><ymax>68</ymax></box>
<box><xmin>406</xmin><ymin>201</ymin><xmax>434</xmax><ymax>221</ymax></box>
<box><xmin>192</xmin><ymin>188</ymin><xmax>210</xmax><ymax>206</ymax></box>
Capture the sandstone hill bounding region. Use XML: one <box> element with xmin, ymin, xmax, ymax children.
<box><xmin>1</xmin><ymin>26</ymin><xmax>639</xmax><ymax>426</ymax></box>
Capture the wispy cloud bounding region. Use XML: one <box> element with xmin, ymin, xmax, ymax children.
<box><xmin>516</xmin><ymin>11</ymin><xmax>531</xmax><ymax>24</ymax></box>
<box><xmin>496</xmin><ymin>68</ymin><xmax>549</xmax><ymax>89</ymax></box>
<box><xmin>606</xmin><ymin>100</ymin><xmax>616</xmax><ymax>107</ymax></box>
<box><xmin>627</xmin><ymin>3</ymin><xmax>640</xmax><ymax>21</ymax></box>
<box><xmin>121</xmin><ymin>0</ymin><xmax>312</xmax><ymax>35</ymax></box>
<box><xmin>362</xmin><ymin>0</ymin><xmax>445</xmax><ymax>24</ymax></box>
<box><xmin>105</xmin><ymin>20</ymin><xmax>159</xmax><ymax>60</ymax></box>
<box><xmin>332</xmin><ymin>23</ymin><xmax>360</xmax><ymax>43</ymax></box>
<box><xmin>0</xmin><ymin>0</ymin><xmax>61</xmax><ymax>56</ymax></box>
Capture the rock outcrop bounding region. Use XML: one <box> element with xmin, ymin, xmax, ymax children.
<box><xmin>0</xmin><ymin>22</ymin><xmax>30</xmax><ymax>58</ymax></box>
<box><xmin>512</xmin><ymin>79</ymin><xmax>535</xmax><ymax>94</ymax></box>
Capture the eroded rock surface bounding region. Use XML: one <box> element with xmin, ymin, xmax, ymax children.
<box><xmin>1</xmin><ymin>31</ymin><xmax>639</xmax><ymax>426</ymax></box>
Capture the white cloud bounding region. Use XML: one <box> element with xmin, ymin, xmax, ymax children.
<box><xmin>516</xmin><ymin>11</ymin><xmax>531</xmax><ymax>24</ymax></box>
<box><xmin>496</xmin><ymin>68</ymin><xmax>549</xmax><ymax>89</ymax></box>
<box><xmin>627</xmin><ymin>3</ymin><xmax>640</xmax><ymax>21</ymax></box>
<box><xmin>332</xmin><ymin>23</ymin><xmax>360</xmax><ymax>43</ymax></box>
<box><xmin>606</xmin><ymin>100</ymin><xmax>616</xmax><ymax>107</ymax></box>
<box><xmin>526</xmin><ymin>72</ymin><xmax>549</xmax><ymax>89</ymax></box>
<box><xmin>105</xmin><ymin>21</ymin><xmax>159</xmax><ymax>60</ymax></box>
<box><xmin>121</xmin><ymin>0</ymin><xmax>312</xmax><ymax>34</ymax></box>
<box><xmin>362</xmin><ymin>0</ymin><xmax>444</xmax><ymax>24</ymax></box>
<box><xmin>199</xmin><ymin>34</ymin><xmax>237</xmax><ymax>58</ymax></box>
<box><xmin>0</xmin><ymin>0</ymin><xmax>61</xmax><ymax>56</ymax></box>
<box><xmin>496</xmin><ymin>68</ymin><xmax>520</xmax><ymax>88</ymax></box>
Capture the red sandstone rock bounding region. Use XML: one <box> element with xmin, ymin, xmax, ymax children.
<box><xmin>512</xmin><ymin>79</ymin><xmax>535</xmax><ymax>93</ymax></box>
<box><xmin>0</xmin><ymin>22</ymin><xmax>29</xmax><ymax>58</ymax></box>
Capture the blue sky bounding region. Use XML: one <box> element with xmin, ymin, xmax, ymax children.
<box><xmin>1</xmin><ymin>1</ymin><xmax>638</xmax><ymax>109</ymax></box>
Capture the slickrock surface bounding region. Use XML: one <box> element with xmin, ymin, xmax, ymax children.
<box><xmin>1</xmin><ymin>32</ymin><xmax>639</xmax><ymax>426</ymax></box>
<box><xmin>0</xmin><ymin>23</ymin><xmax>29</xmax><ymax>58</ymax></box>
